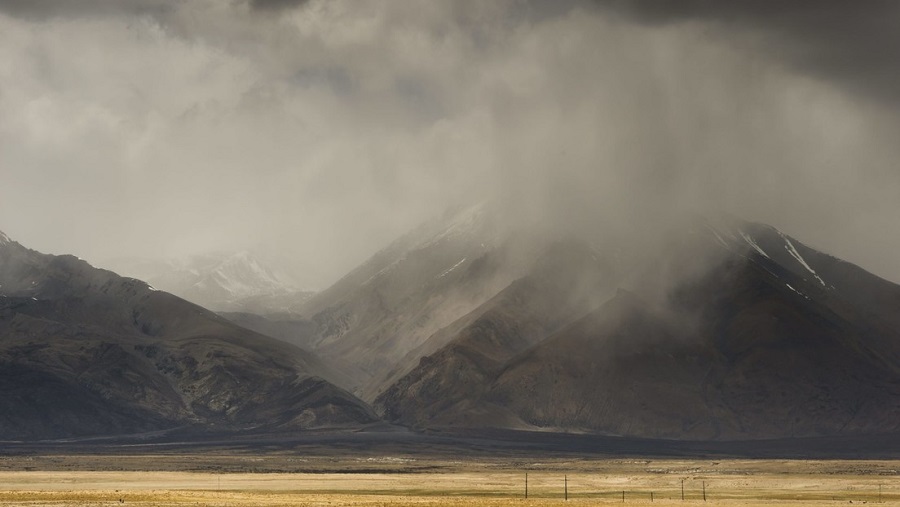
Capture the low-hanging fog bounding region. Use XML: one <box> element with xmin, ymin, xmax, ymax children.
<box><xmin>1</xmin><ymin>0</ymin><xmax>899</xmax><ymax>288</ymax></box>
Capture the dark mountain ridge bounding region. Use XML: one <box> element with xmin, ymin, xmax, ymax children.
<box><xmin>0</xmin><ymin>232</ymin><xmax>375</xmax><ymax>440</ymax></box>
<box><xmin>376</xmin><ymin>218</ymin><xmax>900</xmax><ymax>440</ymax></box>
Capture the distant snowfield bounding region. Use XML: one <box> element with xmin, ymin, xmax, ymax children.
<box><xmin>103</xmin><ymin>250</ymin><xmax>314</xmax><ymax>313</ymax></box>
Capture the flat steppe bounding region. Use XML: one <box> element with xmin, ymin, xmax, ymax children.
<box><xmin>0</xmin><ymin>452</ymin><xmax>898</xmax><ymax>506</ymax></box>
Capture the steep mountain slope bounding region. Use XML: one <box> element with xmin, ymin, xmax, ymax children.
<box><xmin>0</xmin><ymin>232</ymin><xmax>375</xmax><ymax>440</ymax></box>
<box><xmin>375</xmin><ymin>239</ymin><xmax>623</xmax><ymax>420</ymax></box>
<box><xmin>107</xmin><ymin>252</ymin><xmax>315</xmax><ymax>313</ymax></box>
<box><xmin>295</xmin><ymin>203</ymin><xmax>539</xmax><ymax>395</ymax></box>
<box><xmin>378</xmin><ymin>220</ymin><xmax>900</xmax><ymax>439</ymax></box>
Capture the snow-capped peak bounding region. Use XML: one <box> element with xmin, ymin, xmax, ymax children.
<box><xmin>201</xmin><ymin>251</ymin><xmax>291</xmax><ymax>296</ymax></box>
<box><xmin>104</xmin><ymin>249</ymin><xmax>306</xmax><ymax>312</ymax></box>
<box><xmin>0</xmin><ymin>230</ymin><xmax>11</xmax><ymax>246</ymax></box>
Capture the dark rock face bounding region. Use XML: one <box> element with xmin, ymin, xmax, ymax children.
<box><xmin>377</xmin><ymin>220</ymin><xmax>900</xmax><ymax>440</ymax></box>
<box><xmin>0</xmin><ymin>235</ymin><xmax>376</xmax><ymax>440</ymax></box>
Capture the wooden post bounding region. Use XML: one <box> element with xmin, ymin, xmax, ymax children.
<box><xmin>525</xmin><ymin>473</ymin><xmax>528</xmax><ymax>499</ymax></box>
<box><xmin>651</xmin><ymin>491</ymin><xmax>654</xmax><ymax>502</ymax></box>
<box><xmin>564</xmin><ymin>475</ymin><xmax>568</xmax><ymax>501</ymax></box>
<box><xmin>681</xmin><ymin>479</ymin><xmax>685</xmax><ymax>501</ymax></box>
<box><xmin>703</xmin><ymin>481</ymin><xmax>706</xmax><ymax>502</ymax></box>
<box><xmin>622</xmin><ymin>490</ymin><xmax>625</xmax><ymax>502</ymax></box>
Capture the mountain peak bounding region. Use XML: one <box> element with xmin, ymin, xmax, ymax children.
<box><xmin>0</xmin><ymin>230</ymin><xmax>11</xmax><ymax>246</ymax></box>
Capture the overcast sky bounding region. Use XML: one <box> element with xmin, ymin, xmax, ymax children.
<box><xmin>2</xmin><ymin>0</ymin><xmax>900</xmax><ymax>287</ymax></box>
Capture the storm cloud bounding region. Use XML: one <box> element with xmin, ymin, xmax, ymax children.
<box><xmin>593</xmin><ymin>0</ymin><xmax>900</xmax><ymax>104</ymax></box>
<box><xmin>0</xmin><ymin>0</ymin><xmax>174</xmax><ymax>20</ymax></box>
<box><xmin>248</xmin><ymin>0</ymin><xmax>311</xmax><ymax>12</ymax></box>
<box><xmin>1</xmin><ymin>0</ymin><xmax>899</xmax><ymax>287</ymax></box>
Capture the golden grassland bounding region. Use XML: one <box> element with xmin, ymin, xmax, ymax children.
<box><xmin>0</xmin><ymin>458</ymin><xmax>897</xmax><ymax>506</ymax></box>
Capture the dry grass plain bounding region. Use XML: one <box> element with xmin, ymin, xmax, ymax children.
<box><xmin>0</xmin><ymin>457</ymin><xmax>898</xmax><ymax>506</ymax></box>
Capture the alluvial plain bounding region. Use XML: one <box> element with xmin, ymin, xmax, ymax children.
<box><xmin>0</xmin><ymin>456</ymin><xmax>897</xmax><ymax>506</ymax></box>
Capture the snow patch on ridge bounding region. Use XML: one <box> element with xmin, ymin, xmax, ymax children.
<box><xmin>739</xmin><ymin>231</ymin><xmax>770</xmax><ymax>259</ymax></box>
<box><xmin>781</xmin><ymin>234</ymin><xmax>827</xmax><ymax>287</ymax></box>
<box><xmin>785</xmin><ymin>283</ymin><xmax>810</xmax><ymax>300</ymax></box>
<box><xmin>0</xmin><ymin>231</ymin><xmax>11</xmax><ymax>246</ymax></box>
<box><xmin>437</xmin><ymin>258</ymin><xmax>467</xmax><ymax>278</ymax></box>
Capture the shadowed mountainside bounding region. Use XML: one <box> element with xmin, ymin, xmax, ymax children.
<box><xmin>377</xmin><ymin>219</ymin><xmax>900</xmax><ymax>440</ymax></box>
<box><xmin>0</xmin><ymin>232</ymin><xmax>376</xmax><ymax>440</ymax></box>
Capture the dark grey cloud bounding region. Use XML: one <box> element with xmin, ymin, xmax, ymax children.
<box><xmin>591</xmin><ymin>0</ymin><xmax>900</xmax><ymax>104</ymax></box>
<box><xmin>248</xmin><ymin>0</ymin><xmax>310</xmax><ymax>12</ymax></box>
<box><xmin>0</xmin><ymin>0</ymin><xmax>175</xmax><ymax>20</ymax></box>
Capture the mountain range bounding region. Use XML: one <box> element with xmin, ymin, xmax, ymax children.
<box><xmin>0</xmin><ymin>231</ymin><xmax>373</xmax><ymax>440</ymax></box>
<box><xmin>377</xmin><ymin>219</ymin><xmax>900</xmax><ymax>439</ymax></box>
<box><xmin>242</xmin><ymin>206</ymin><xmax>900</xmax><ymax>440</ymax></box>
<box><xmin>2</xmin><ymin>205</ymin><xmax>900</xmax><ymax>442</ymax></box>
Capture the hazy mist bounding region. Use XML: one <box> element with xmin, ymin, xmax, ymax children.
<box><xmin>2</xmin><ymin>0</ymin><xmax>899</xmax><ymax>288</ymax></box>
